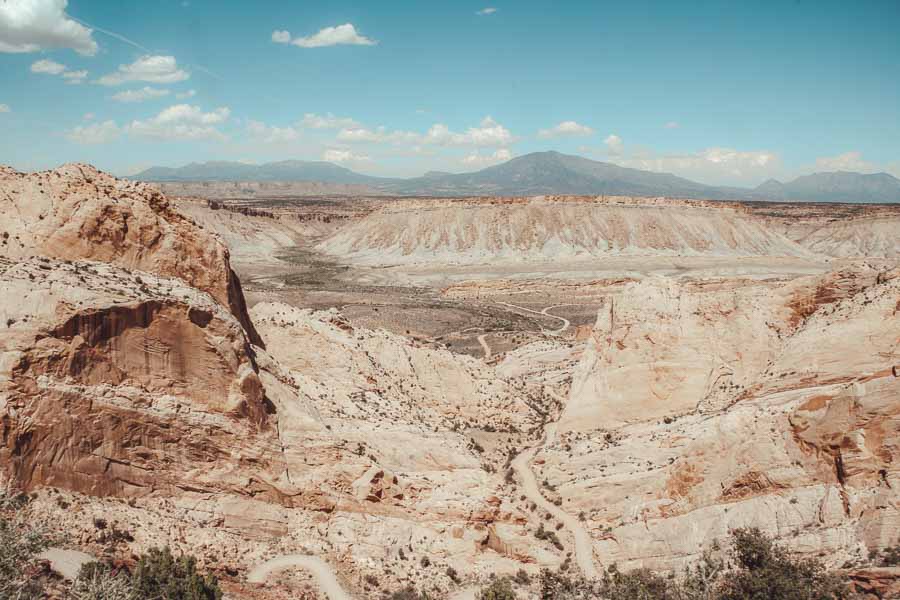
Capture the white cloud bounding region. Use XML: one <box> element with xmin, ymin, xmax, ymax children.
<box><xmin>814</xmin><ymin>151</ymin><xmax>878</xmax><ymax>173</ymax></box>
<box><xmin>0</xmin><ymin>0</ymin><xmax>98</xmax><ymax>55</ymax></box>
<box><xmin>274</xmin><ymin>24</ymin><xmax>376</xmax><ymax>48</ymax></box>
<box><xmin>246</xmin><ymin>120</ymin><xmax>299</xmax><ymax>143</ymax></box>
<box><xmin>175</xmin><ymin>89</ymin><xmax>196</xmax><ymax>99</ymax></box>
<box><xmin>323</xmin><ymin>149</ymin><xmax>370</xmax><ymax>162</ymax></box>
<box><xmin>538</xmin><ymin>120</ymin><xmax>594</xmax><ymax>139</ymax></box>
<box><xmin>30</xmin><ymin>58</ymin><xmax>86</xmax><ymax>83</ymax></box>
<box><xmin>801</xmin><ymin>152</ymin><xmax>900</xmax><ymax>179</ymax></box>
<box><xmin>153</xmin><ymin>104</ymin><xmax>229</xmax><ymax>125</ymax></box>
<box><xmin>300</xmin><ymin>112</ymin><xmax>359</xmax><ymax>129</ymax></box>
<box><xmin>337</xmin><ymin>125</ymin><xmax>419</xmax><ymax>144</ymax></box>
<box><xmin>30</xmin><ymin>58</ymin><xmax>66</xmax><ymax>74</ymax></box>
<box><xmin>665</xmin><ymin>121</ymin><xmax>680</xmax><ymax>129</ymax></box>
<box><xmin>425</xmin><ymin>116</ymin><xmax>515</xmax><ymax>147</ymax></box>
<box><xmin>461</xmin><ymin>148</ymin><xmax>512</xmax><ymax>167</ymax></box>
<box><xmin>96</xmin><ymin>55</ymin><xmax>189</xmax><ymax>86</ymax></box>
<box><xmin>0</xmin><ymin>104</ymin><xmax>10</xmax><ymax>113</ymax></box>
<box><xmin>112</xmin><ymin>87</ymin><xmax>170</xmax><ymax>103</ymax></box>
<box><xmin>615</xmin><ymin>147</ymin><xmax>780</xmax><ymax>185</ymax></box>
<box><xmin>62</xmin><ymin>69</ymin><xmax>86</xmax><ymax>84</ymax></box>
<box><xmin>604</xmin><ymin>134</ymin><xmax>624</xmax><ymax>155</ymax></box>
<box><xmin>82</xmin><ymin>112</ymin><xmax>94</xmax><ymax>120</ymax></box>
<box><xmin>126</xmin><ymin>104</ymin><xmax>230</xmax><ymax>141</ymax></box>
<box><xmin>476</xmin><ymin>7</ymin><xmax>498</xmax><ymax>15</ymax></box>
<box><xmin>66</xmin><ymin>120</ymin><xmax>121</xmax><ymax>144</ymax></box>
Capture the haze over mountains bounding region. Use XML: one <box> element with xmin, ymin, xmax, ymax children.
<box><xmin>135</xmin><ymin>151</ymin><xmax>900</xmax><ymax>203</ymax></box>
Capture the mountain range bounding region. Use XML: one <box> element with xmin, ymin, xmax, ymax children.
<box><xmin>134</xmin><ymin>151</ymin><xmax>900</xmax><ymax>203</ymax></box>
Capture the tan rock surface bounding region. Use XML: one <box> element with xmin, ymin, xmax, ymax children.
<box><xmin>2</xmin><ymin>165</ymin><xmax>899</xmax><ymax>598</ymax></box>
<box><xmin>541</xmin><ymin>266</ymin><xmax>900</xmax><ymax>571</ymax></box>
<box><xmin>0</xmin><ymin>164</ymin><xmax>261</xmax><ymax>345</ymax></box>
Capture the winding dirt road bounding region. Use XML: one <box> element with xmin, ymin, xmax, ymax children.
<box><xmin>495</xmin><ymin>302</ymin><xmax>572</xmax><ymax>336</ymax></box>
<box><xmin>511</xmin><ymin>420</ymin><xmax>598</xmax><ymax>579</ymax></box>
<box><xmin>247</xmin><ymin>555</ymin><xmax>352</xmax><ymax>600</ymax></box>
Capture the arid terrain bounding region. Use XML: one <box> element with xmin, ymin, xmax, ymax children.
<box><xmin>1</xmin><ymin>164</ymin><xmax>899</xmax><ymax>599</ymax></box>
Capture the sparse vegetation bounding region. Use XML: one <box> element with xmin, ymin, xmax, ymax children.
<box><xmin>72</xmin><ymin>562</ymin><xmax>136</xmax><ymax>600</ymax></box>
<box><xmin>0</xmin><ymin>494</ymin><xmax>50</xmax><ymax>600</ymax></box>
<box><xmin>477</xmin><ymin>577</ymin><xmax>517</xmax><ymax>600</ymax></box>
<box><xmin>528</xmin><ymin>528</ymin><xmax>856</xmax><ymax>599</ymax></box>
<box><xmin>130</xmin><ymin>547</ymin><xmax>223</xmax><ymax>600</ymax></box>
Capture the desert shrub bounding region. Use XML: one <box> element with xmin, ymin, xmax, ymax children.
<box><xmin>131</xmin><ymin>547</ymin><xmax>222</xmax><ymax>600</ymax></box>
<box><xmin>477</xmin><ymin>577</ymin><xmax>517</xmax><ymax>600</ymax></box>
<box><xmin>513</xmin><ymin>568</ymin><xmax>531</xmax><ymax>585</ymax></box>
<box><xmin>72</xmin><ymin>562</ymin><xmax>136</xmax><ymax>600</ymax></box>
<box><xmin>538</xmin><ymin>568</ymin><xmax>594</xmax><ymax>599</ymax></box>
<box><xmin>446</xmin><ymin>566</ymin><xmax>460</xmax><ymax>583</ymax></box>
<box><xmin>387</xmin><ymin>584</ymin><xmax>432</xmax><ymax>599</ymax></box>
<box><xmin>876</xmin><ymin>543</ymin><xmax>900</xmax><ymax>567</ymax></box>
<box><xmin>599</xmin><ymin>566</ymin><xmax>678</xmax><ymax>600</ymax></box>
<box><xmin>717</xmin><ymin>527</ymin><xmax>852</xmax><ymax>600</ymax></box>
<box><xmin>0</xmin><ymin>494</ymin><xmax>51</xmax><ymax>600</ymax></box>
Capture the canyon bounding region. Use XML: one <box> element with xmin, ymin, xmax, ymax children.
<box><xmin>1</xmin><ymin>164</ymin><xmax>899</xmax><ymax>599</ymax></box>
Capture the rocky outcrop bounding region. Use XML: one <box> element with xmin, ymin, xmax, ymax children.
<box><xmin>0</xmin><ymin>257</ymin><xmax>279</xmax><ymax>497</ymax></box>
<box><xmin>542</xmin><ymin>266</ymin><xmax>900</xmax><ymax>571</ymax></box>
<box><xmin>0</xmin><ymin>164</ymin><xmax>262</xmax><ymax>346</ymax></box>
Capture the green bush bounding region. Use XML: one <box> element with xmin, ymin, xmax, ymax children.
<box><xmin>477</xmin><ymin>577</ymin><xmax>517</xmax><ymax>600</ymax></box>
<box><xmin>536</xmin><ymin>529</ymin><xmax>853</xmax><ymax>600</ymax></box>
<box><xmin>599</xmin><ymin>566</ymin><xmax>677</xmax><ymax>600</ymax></box>
<box><xmin>131</xmin><ymin>547</ymin><xmax>222</xmax><ymax>600</ymax></box>
<box><xmin>387</xmin><ymin>584</ymin><xmax>432</xmax><ymax>599</ymax></box>
<box><xmin>718</xmin><ymin>528</ymin><xmax>853</xmax><ymax>600</ymax></box>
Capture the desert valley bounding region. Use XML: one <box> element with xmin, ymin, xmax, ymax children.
<box><xmin>1</xmin><ymin>160</ymin><xmax>898</xmax><ymax>599</ymax></box>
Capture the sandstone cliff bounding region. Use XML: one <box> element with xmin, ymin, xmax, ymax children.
<box><xmin>0</xmin><ymin>164</ymin><xmax>261</xmax><ymax>345</ymax></box>
<box><xmin>544</xmin><ymin>266</ymin><xmax>900</xmax><ymax>571</ymax></box>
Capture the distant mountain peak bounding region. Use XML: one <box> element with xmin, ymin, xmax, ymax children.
<box><xmin>134</xmin><ymin>152</ymin><xmax>900</xmax><ymax>203</ymax></box>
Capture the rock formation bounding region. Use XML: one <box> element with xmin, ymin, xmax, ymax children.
<box><xmin>0</xmin><ymin>164</ymin><xmax>261</xmax><ymax>345</ymax></box>
<box><xmin>543</xmin><ymin>266</ymin><xmax>899</xmax><ymax>571</ymax></box>
<box><xmin>2</xmin><ymin>165</ymin><xmax>898</xmax><ymax>598</ymax></box>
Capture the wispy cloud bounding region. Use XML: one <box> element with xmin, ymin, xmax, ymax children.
<box><xmin>112</xmin><ymin>86</ymin><xmax>170</xmax><ymax>103</ymax></box>
<box><xmin>300</xmin><ymin>112</ymin><xmax>360</xmax><ymax>129</ymax></box>
<box><xmin>323</xmin><ymin>149</ymin><xmax>370</xmax><ymax>162</ymax></box>
<box><xmin>96</xmin><ymin>55</ymin><xmax>190</xmax><ymax>86</ymax></box>
<box><xmin>30</xmin><ymin>58</ymin><xmax>87</xmax><ymax>84</ymax></box>
<box><xmin>538</xmin><ymin>120</ymin><xmax>594</xmax><ymax>139</ymax></box>
<box><xmin>247</xmin><ymin>120</ymin><xmax>300</xmax><ymax>144</ymax></box>
<box><xmin>66</xmin><ymin>120</ymin><xmax>121</xmax><ymax>144</ymax></box>
<box><xmin>272</xmin><ymin>24</ymin><xmax>376</xmax><ymax>48</ymax></box>
<box><xmin>127</xmin><ymin>104</ymin><xmax>230</xmax><ymax>141</ymax></box>
<box><xmin>461</xmin><ymin>148</ymin><xmax>511</xmax><ymax>166</ymax></box>
<box><xmin>0</xmin><ymin>104</ymin><xmax>10</xmax><ymax>113</ymax></box>
<box><xmin>476</xmin><ymin>7</ymin><xmax>498</xmax><ymax>15</ymax></box>
<box><xmin>425</xmin><ymin>116</ymin><xmax>515</xmax><ymax>147</ymax></box>
<box><xmin>604</xmin><ymin>134</ymin><xmax>623</xmax><ymax>155</ymax></box>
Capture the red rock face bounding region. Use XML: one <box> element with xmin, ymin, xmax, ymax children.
<box><xmin>0</xmin><ymin>259</ymin><xmax>278</xmax><ymax>499</ymax></box>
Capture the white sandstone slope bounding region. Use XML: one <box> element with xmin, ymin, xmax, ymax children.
<box><xmin>317</xmin><ymin>197</ymin><xmax>815</xmax><ymax>266</ymax></box>
<box><xmin>540</xmin><ymin>266</ymin><xmax>900</xmax><ymax>572</ymax></box>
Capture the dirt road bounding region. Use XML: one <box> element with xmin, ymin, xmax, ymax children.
<box><xmin>247</xmin><ymin>555</ymin><xmax>352</xmax><ymax>600</ymax></box>
<box><xmin>510</xmin><ymin>422</ymin><xmax>598</xmax><ymax>579</ymax></box>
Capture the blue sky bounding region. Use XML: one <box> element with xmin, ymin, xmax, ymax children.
<box><xmin>1</xmin><ymin>0</ymin><xmax>898</xmax><ymax>184</ymax></box>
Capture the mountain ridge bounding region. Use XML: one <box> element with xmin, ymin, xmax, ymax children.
<box><xmin>133</xmin><ymin>152</ymin><xmax>900</xmax><ymax>203</ymax></box>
